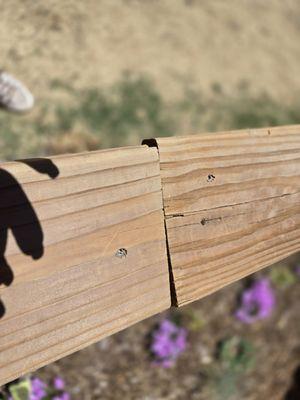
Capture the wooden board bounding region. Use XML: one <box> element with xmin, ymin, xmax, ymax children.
<box><xmin>156</xmin><ymin>125</ymin><xmax>300</xmax><ymax>306</ymax></box>
<box><xmin>1</xmin><ymin>124</ymin><xmax>300</xmax><ymax>384</ymax></box>
<box><xmin>0</xmin><ymin>146</ymin><xmax>170</xmax><ymax>385</ymax></box>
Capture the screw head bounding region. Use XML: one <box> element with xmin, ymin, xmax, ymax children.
<box><xmin>115</xmin><ymin>248</ymin><xmax>128</xmax><ymax>258</ymax></box>
<box><xmin>207</xmin><ymin>174</ymin><xmax>215</xmax><ymax>183</ymax></box>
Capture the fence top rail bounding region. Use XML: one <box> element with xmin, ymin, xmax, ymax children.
<box><xmin>0</xmin><ymin>124</ymin><xmax>299</xmax><ymax>384</ymax></box>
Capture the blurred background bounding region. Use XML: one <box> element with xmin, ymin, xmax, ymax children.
<box><xmin>0</xmin><ymin>0</ymin><xmax>299</xmax><ymax>399</ymax></box>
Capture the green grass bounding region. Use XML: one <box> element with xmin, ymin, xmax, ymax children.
<box><xmin>179</xmin><ymin>82</ymin><xmax>300</xmax><ymax>132</ymax></box>
<box><xmin>0</xmin><ymin>75</ymin><xmax>300</xmax><ymax>160</ymax></box>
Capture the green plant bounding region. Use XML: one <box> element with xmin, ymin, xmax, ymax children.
<box><xmin>184</xmin><ymin>308</ymin><xmax>206</xmax><ymax>332</ymax></box>
<box><xmin>218</xmin><ymin>336</ymin><xmax>255</xmax><ymax>372</ymax></box>
<box><xmin>270</xmin><ymin>265</ymin><xmax>296</xmax><ymax>289</ymax></box>
<box><xmin>1</xmin><ymin>76</ymin><xmax>300</xmax><ymax>161</ymax></box>
<box><xmin>209</xmin><ymin>337</ymin><xmax>255</xmax><ymax>400</ymax></box>
<box><xmin>6</xmin><ymin>379</ymin><xmax>30</xmax><ymax>400</ymax></box>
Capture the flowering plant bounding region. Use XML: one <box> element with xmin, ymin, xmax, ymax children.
<box><xmin>2</xmin><ymin>376</ymin><xmax>69</xmax><ymax>400</ymax></box>
<box><xmin>235</xmin><ymin>278</ymin><xmax>275</xmax><ymax>324</ymax></box>
<box><xmin>150</xmin><ymin>319</ymin><xmax>187</xmax><ymax>367</ymax></box>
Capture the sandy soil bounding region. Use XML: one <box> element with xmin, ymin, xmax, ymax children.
<box><xmin>1</xmin><ymin>0</ymin><xmax>300</xmax><ymax>105</ymax></box>
<box><xmin>0</xmin><ymin>2</ymin><xmax>299</xmax><ymax>399</ymax></box>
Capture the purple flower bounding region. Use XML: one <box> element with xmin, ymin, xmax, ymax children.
<box><xmin>151</xmin><ymin>319</ymin><xmax>187</xmax><ymax>367</ymax></box>
<box><xmin>235</xmin><ymin>278</ymin><xmax>275</xmax><ymax>324</ymax></box>
<box><xmin>54</xmin><ymin>377</ymin><xmax>65</xmax><ymax>390</ymax></box>
<box><xmin>30</xmin><ymin>377</ymin><xmax>47</xmax><ymax>400</ymax></box>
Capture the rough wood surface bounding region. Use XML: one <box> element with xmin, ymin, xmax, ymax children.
<box><xmin>1</xmin><ymin>124</ymin><xmax>300</xmax><ymax>384</ymax></box>
<box><xmin>156</xmin><ymin>125</ymin><xmax>300</xmax><ymax>306</ymax></box>
<box><xmin>0</xmin><ymin>146</ymin><xmax>170</xmax><ymax>385</ymax></box>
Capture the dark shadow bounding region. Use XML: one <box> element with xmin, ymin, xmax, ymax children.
<box><xmin>18</xmin><ymin>158</ymin><xmax>59</xmax><ymax>179</ymax></box>
<box><xmin>285</xmin><ymin>365</ymin><xmax>300</xmax><ymax>400</ymax></box>
<box><xmin>0</xmin><ymin>158</ymin><xmax>59</xmax><ymax>318</ymax></box>
<box><xmin>141</xmin><ymin>138</ymin><xmax>158</xmax><ymax>148</ymax></box>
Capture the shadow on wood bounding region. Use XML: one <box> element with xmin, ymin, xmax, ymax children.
<box><xmin>0</xmin><ymin>159</ymin><xmax>59</xmax><ymax>317</ymax></box>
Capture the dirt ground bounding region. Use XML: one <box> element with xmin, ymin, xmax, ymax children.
<box><xmin>0</xmin><ymin>1</ymin><xmax>299</xmax><ymax>399</ymax></box>
<box><xmin>2</xmin><ymin>0</ymin><xmax>300</xmax><ymax>105</ymax></box>
<box><xmin>38</xmin><ymin>260</ymin><xmax>300</xmax><ymax>400</ymax></box>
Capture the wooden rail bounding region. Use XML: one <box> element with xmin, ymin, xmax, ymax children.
<box><xmin>0</xmin><ymin>125</ymin><xmax>299</xmax><ymax>384</ymax></box>
<box><xmin>153</xmin><ymin>125</ymin><xmax>300</xmax><ymax>305</ymax></box>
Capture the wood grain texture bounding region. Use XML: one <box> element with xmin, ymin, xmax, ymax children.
<box><xmin>0</xmin><ymin>146</ymin><xmax>170</xmax><ymax>385</ymax></box>
<box><xmin>156</xmin><ymin>125</ymin><xmax>300</xmax><ymax>306</ymax></box>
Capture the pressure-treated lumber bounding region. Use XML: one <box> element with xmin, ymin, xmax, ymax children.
<box><xmin>0</xmin><ymin>146</ymin><xmax>170</xmax><ymax>385</ymax></box>
<box><xmin>155</xmin><ymin>125</ymin><xmax>300</xmax><ymax>306</ymax></box>
<box><xmin>1</xmin><ymin>124</ymin><xmax>300</xmax><ymax>385</ymax></box>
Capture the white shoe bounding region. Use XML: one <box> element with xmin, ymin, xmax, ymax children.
<box><xmin>0</xmin><ymin>71</ymin><xmax>34</xmax><ymax>112</ymax></box>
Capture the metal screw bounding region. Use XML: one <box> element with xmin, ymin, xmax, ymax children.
<box><xmin>207</xmin><ymin>174</ymin><xmax>215</xmax><ymax>183</ymax></box>
<box><xmin>115</xmin><ymin>248</ymin><xmax>128</xmax><ymax>258</ymax></box>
